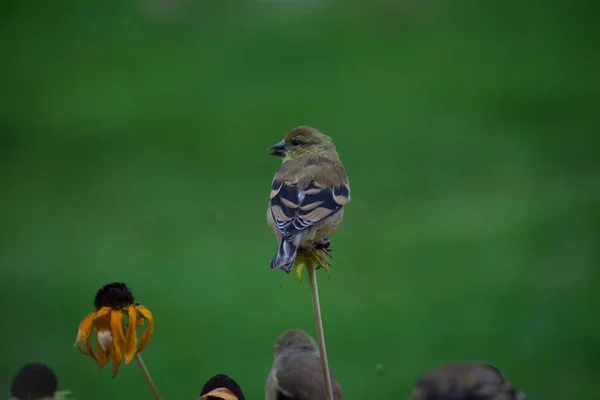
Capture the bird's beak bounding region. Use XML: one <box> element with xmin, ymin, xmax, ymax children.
<box><xmin>268</xmin><ymin>141</ymin><xmax>287</xmax><ymax>157</ymax></box>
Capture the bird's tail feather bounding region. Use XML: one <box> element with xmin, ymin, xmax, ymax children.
<box><xmin>270</xmin><ymin>240</ymin><xmax>297</xmax><ymax>273</ymax></box>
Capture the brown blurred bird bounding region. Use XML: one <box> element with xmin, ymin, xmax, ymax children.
<box><xmin>410</xmin><ymin>362</ymin><xmax>527</xmax><ymax>400</ymax></box>
<box><xmin>266</xmin><ymin>126</ymin><xmax>350</xmax><ymax>272</ymax></box>
<box><xmin>265</xmin><ymin>329</ymin><xmax>344</xmax><ymax>400</ymax></box>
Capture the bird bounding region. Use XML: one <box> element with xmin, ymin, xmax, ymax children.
<box><xmin>266</xmin><ymin>126</ymin><xmax>350</xmax><ymax>273</ymax></box>
<box><xmin>199</xmin><ymin>373</ymin><xmax>245</xmax><ymax>400</ymax></box>
<box><xmin>265</xmin><ymin>329</ymin><xmax>344</xmax><ymax>400</ymax></box>
<box><xmin>409</xmin><ymin>361</ymin><xmax>527</xmax><ymax>400</ymax></box>
<box><xmin>10</xmin><ymin>362</ymin><xmax>72</xmax><ymax>400</ymax></box>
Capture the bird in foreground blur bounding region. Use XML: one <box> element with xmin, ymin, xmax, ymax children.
<box><xmin>266</xmin><ymin>329</ymin><xmax>343</xmax><ymax>400</ymax></box>
<box><xmin>410</xmin><ymin>362</ymin><xmax>527</xmax><ymax>400</ymax></box>
<box><xmin>10</xmin><ymin>362</ymin><xmax>71</xmax><ymax>400</ymax></box>
<box><xmin>266</xmin><ymin>126</ymin><xmax>350</xmax><ymax>272</ymax></box>
<box><xmin>199</xmin><ymin>373</ymin><xmax>245</xmax><ymax>400</ymax></box>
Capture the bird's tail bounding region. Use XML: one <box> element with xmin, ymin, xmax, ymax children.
<box><xmin>270</xmin><ymin>240</ymin><xmax>297</xmax><ymax>273</ymax></box>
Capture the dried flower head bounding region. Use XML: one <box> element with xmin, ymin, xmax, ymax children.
<box><xmin>74</xmin><ymin>282</ymin><xmax>154</xmax><ymax>377</ymax></box>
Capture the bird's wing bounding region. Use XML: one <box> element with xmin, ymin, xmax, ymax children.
<box><xmin>274</xmin><ymin>354</ymin><xmax>343</xmax><ymax>400</ymax></box>
<box><xmin>266</xmin><ymin>368</ymin><xmax>292</xmax><ymax>400</ymax></box>
<box><xmin>269</xmin><ymin>178</ymin><xmax>349</xmax><ymax>242</ymax></box>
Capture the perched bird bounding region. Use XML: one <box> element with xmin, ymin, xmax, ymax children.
<box><xmin>266</xmin><ymin>126</ymin><xmax>350</xmax><ymax>272</ymax></box>
<box><xmin>199</xmin><ymin>373</ymin><xmax>245</xmax><ymax>400</ymax></box>
<box><xmin>410</xmin><ymin>362</ymin><xmax>527</xmax><ymax>400</ymax></box>
<box><xmin>266</xmin><ymin>329</ymin><xmax>344</xmax><ymax>400</ymax></box>
<box><xmin>10</xmin><ymin>362</ymin><xmax>71</xmax><ymax>400</ymax></box>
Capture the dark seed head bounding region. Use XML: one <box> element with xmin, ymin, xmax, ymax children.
<box><xmin>11</xmin><ymin>362</ymin><xmax>58</xmax><ymax>400</ymax></box>
<box><xmin>93</xmin><ymin>282</ymin><xmax>135</xmax><ymax>310</ymax></box>
<box><xmin>200</xmin><ymin>374</ymin><xmax>245</xmax><ymax>400</ymax></box>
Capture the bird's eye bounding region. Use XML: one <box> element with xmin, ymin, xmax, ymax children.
<box><xmin>291</xmin><ymin>140</ymin><xmax>303</xmax><ymax>146</ymax></box>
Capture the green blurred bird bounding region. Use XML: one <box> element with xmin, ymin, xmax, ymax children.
<box><xmin>409</xmin><ymin>362</ymin><xmax>527</xmax><ymax>400</ymax></box>
<box><xmin>265</xmin><ymin>329</ymin><xmax>344</xmax><ymax>400</ymax></box>
<box><xmin>266</xmin><ymin>126</ymin><xmax>350</xmax><ymax>272</ymax></box>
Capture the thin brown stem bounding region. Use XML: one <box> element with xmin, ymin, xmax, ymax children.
<box><xmin>134</xmin><ymin>353</ymin><xmax>163</xmax><ymax>400</ymax></box>
<box><xmin>307</xmin><ymin>262</ymin><xmax>334</xmax><ymax>400</ymax></box>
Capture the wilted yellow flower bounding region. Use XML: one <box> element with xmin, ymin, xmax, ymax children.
<box><xmin>74</xmin><ymin>282</ymin><xmax>154</xmax><ymax>377</ymax></box>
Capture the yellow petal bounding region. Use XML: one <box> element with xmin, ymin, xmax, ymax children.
<box><xmin>110</xmin><ymin>309</ymin><xmax>126</xmax><ymax>343</ymax></box>
<box><xmin>96</xmin><ymin>332</ymin><xmax>110</xmax><ymax>369</ymax></box>
<box><xmin>295</xmin><ymin>262</ymin><xmax>305</xmax><ymax>281</ymax></box>
<box><xmin>123</xmin><ymin>306</ymin><xmax>138</xmax><ymax>364</ymax></box>
<box><xmin>111</xmin><ymin>344</ymin><xmax>124</xmax><ymax>377</ymax></box>
<box><xmin>199</xmin><ymin>388</ymin><xmax>238</xmax><ymax>400</ymax></box>
<box><xmin>74</xmin><ymin>311</ymin><xmax>96</xmax><ymax>348</ymax></box>
<box><xmin>94</xmin><ymin>307</ymin><xmax>111</xmax><ymax>326</ymax></box>
<box><xmin>95</xmin><ymin>308</ymin><xmax>113</xmax><ymax>369</ymax></box>
<box><xmin>94</xmin><ymin>308</ymin><xmax>112</xmax><ymax>344</ymax></box>
<box><xmin>110</xmin><ymin>310</ymin><xmax>126</xmax><ymax>377</ymax></box>
<box><xmin>136</xmin><ymin>305</ymin><xmax>154</xmax><ymax>354</ymax></box>
<box><xmin>85</xmin><ymin>329</ymin><xmax>97</xmax><ymax>362</ymax></box>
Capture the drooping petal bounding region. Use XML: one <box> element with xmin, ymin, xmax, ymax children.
<box><xmin>109</xmin><ymin>310</ymin><xmax>126</xmax><ymax>377</ymax></box>
<box><xmin>97</xmin><ymin>330</ymin><xmax>113</xmax><ymax>352</ymax></box>
<box><xmin>96</xmin><ymin>331</ymin><xmax>111</xmax><ymax>369</ymax></box>
<box><xmin>110</xmin><ymin>309</ymin><xmax>126</xmax><ymax>344</ymax></box>
<box><xmin>84</xmin><ymin>329</ymin><xmax>97</xmax><ymax>362</ymax></box>
<box><xmin>135</xmin><ymin>305</ymin><xmax>154</xmax><ymax>354</ymax></box>
<box><xmin>123</xmin><ymin>306</ymin><xmax>138</xmax><ymax>364</ymax></box>
<box><xmin>111</xmin><ymin>344</ymin><xmax>124</xmax><ymax>377</ymax></box>
<box><xmin>74</xmin><ymin>311</ymin><xmax>96</xmax><ymax>349</ymax></box>
<box><xmin>199</xmin><ymin>388</ymin><xmax>238</xmax><ymax>400</ymax></box>
<box><xmin>94</xmin><ymin>308</ymin><xmax>112</xmax><ymax>333</ymax></box>
<box><xmin>93</xmin><ymin>307</ymin><xmax>111</xmax><ymax>325</ymax></box>
<box><xmin>95</xmin><ymin>308</ymin><xmax>113</xmax><ymax>369</ymax></box>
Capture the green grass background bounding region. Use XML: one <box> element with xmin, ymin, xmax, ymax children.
<box><xmin>1</xmin><ymin>1</ymin><xmax>599</xmax><ymax>398</ymax></box>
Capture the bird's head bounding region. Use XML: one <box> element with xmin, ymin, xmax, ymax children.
<box><xmin>268</xmin><ymin>126</ymin><xmax>336</xmax><ymax>161</ymax></box>
<box><xmin>273</xmin><ymin>329</ymin><xmax>318</xmax><ymax>356</ymax></box>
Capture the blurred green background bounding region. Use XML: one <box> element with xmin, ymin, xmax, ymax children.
<box><xmin>1</xmin><ymin>0</ymin><xmax>599</xmax><ymax>399</ymax></box>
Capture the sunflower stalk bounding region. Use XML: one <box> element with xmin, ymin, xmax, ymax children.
<box><xmin>134</xmin><ymin>353</ymin><xmax>162</xmax><ymax>400</ymax></box>
<box><xmin>307</xmin><ymin>262</ymin><xmax>334</xmax><ymax>400</ymax></box>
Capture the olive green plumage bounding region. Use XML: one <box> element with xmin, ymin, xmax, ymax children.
<box><xmin>266</xmin><ymin>126</ymin><xmax>350</xmax><ymax>272</ymax></box>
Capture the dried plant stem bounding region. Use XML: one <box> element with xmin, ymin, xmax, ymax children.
<box><xmin>134</xmin><ymin>353</ymin><xmax>163</xmax><ymax>400</ymax></box>
<box><xmin>307</xmin><ymin>262</ymin><xmax>334</xmax><ymax>400</ymax></box>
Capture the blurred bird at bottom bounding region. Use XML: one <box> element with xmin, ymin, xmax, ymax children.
<box><xmin>409</xmin><ymin>362</ymin><xmax>527</xmax><ymax>400</ymax></box>
<box><xmin>10</xmin><ymin>362</ymin><xmax>71</xmax><ymax>400</ymax></box>
<box><xmin>199</xmin><ymin>374</ymin><xmax>245</xmax><ymax>400</ymax></box>
<box><xmin>266</xmin><ymin>329</ymin><xmax>343</xmax><ymax>400</ymax></box>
